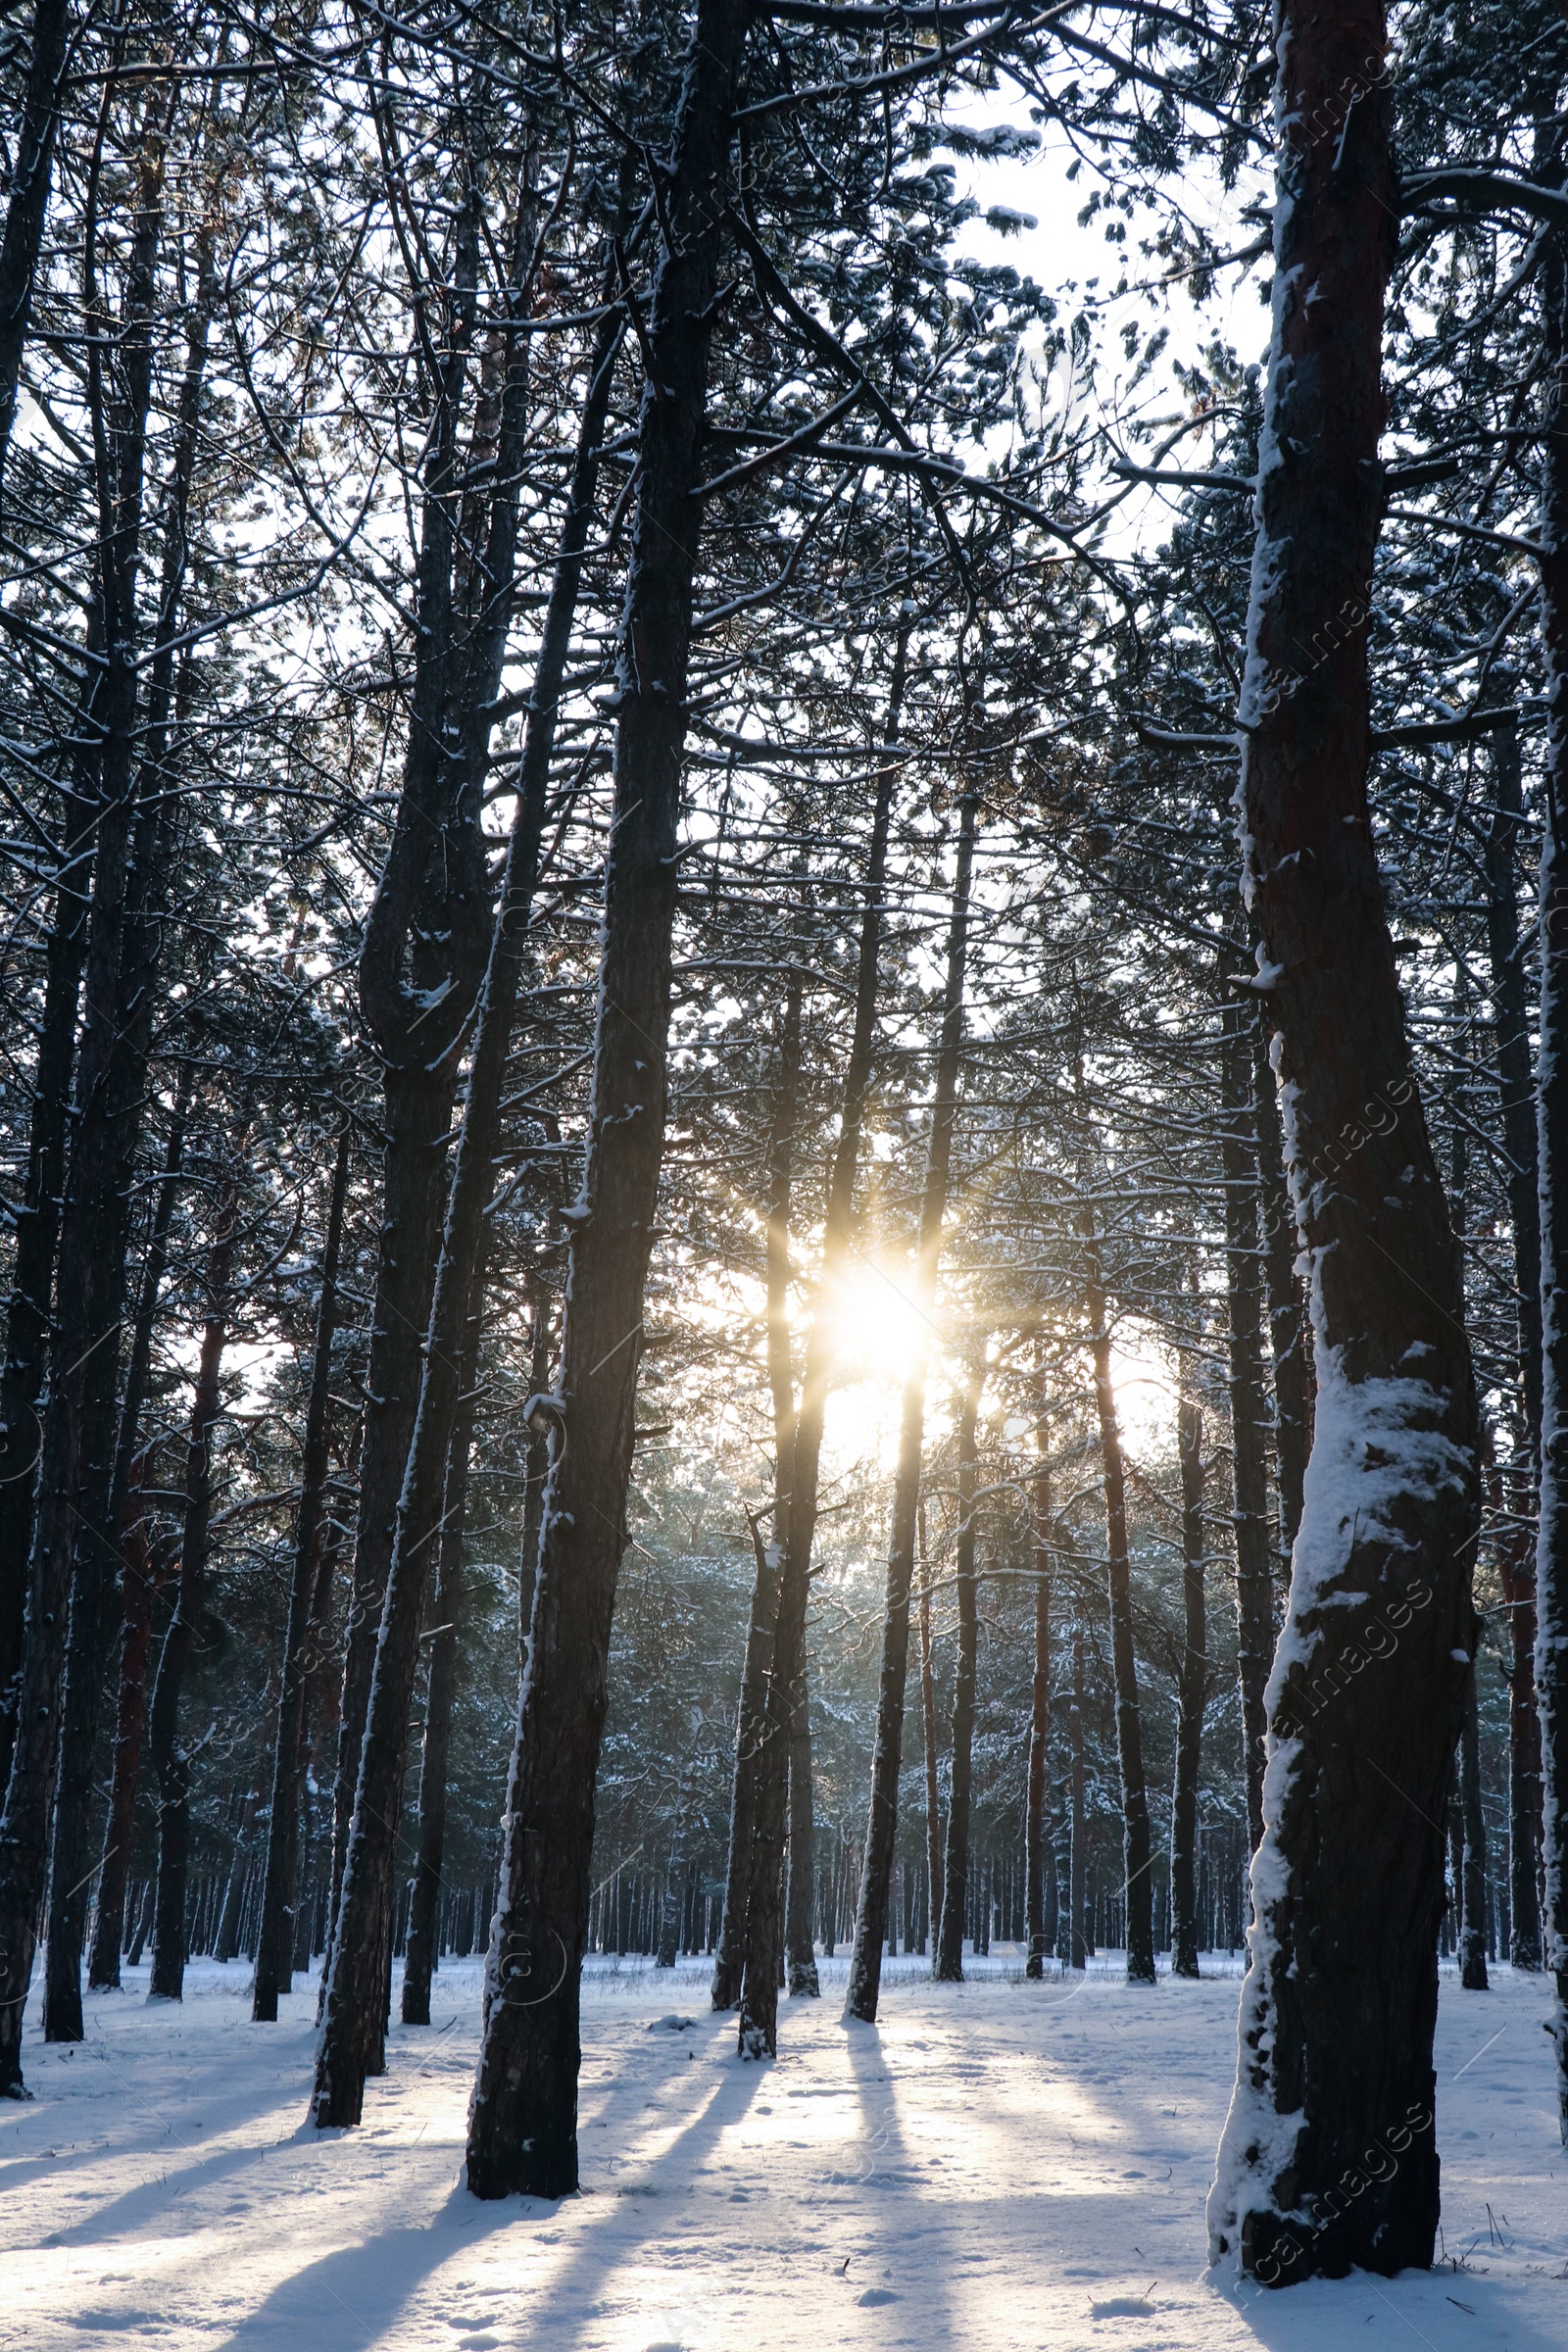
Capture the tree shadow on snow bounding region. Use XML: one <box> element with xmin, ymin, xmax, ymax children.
<box><xmin>210</xmin><ymin>2010</ymin><xmax>763</xmax><ymax>2350</ymax></box>
<box><xmin>7</xmin><ymin>2015</ymin><xmax>324</xmax><ymax>2232</ymax></box>
<box><xmin>841</xmin><ymin>2017</ymin><xmax>961</xmax><ymax>2340</ymax></box>
<box><xmin>212</xmin><ymin>2205</ymin><xmax>518</xmax><ymax>2350</ymax></box>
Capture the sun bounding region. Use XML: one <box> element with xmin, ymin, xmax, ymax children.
<box><xmin>1105</xmin><ymin>1323</ymin><xmax>1179</xmax><ymax>1460</ymax></box>
<box><xmin>819</xmin><ymin>1251</ymin><xmax>935</xmax><ymax>1390</ymax></box>
<box><xmin>808</xmin><ymin>1253</ymin><xmax>936</xmax><ymax>1481</ymax></box>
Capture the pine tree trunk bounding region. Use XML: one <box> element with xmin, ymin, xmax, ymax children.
<box><xmin>919</xmin><ymin>1505</ymin><xmax>943</xmax><ymax>1937</ymax></box>
<box><xmin>1084</xmin><ymin>1226</ymin><xmax>1156</xmax><ymax>1984</ymax></box>
<box><xmin>254</xmin><ymin>1125</ymin><xmax>350</xmax><ymax>2020</ymax></box>
<box><xmin>86</xmin><ymin>1518</ymin><xmax>163</xmax><ymax>1990</ymax></box>
<box><xmin>727</xmin><ymin>657</ymin><xmax>906</xmax><ymax>2031</ymax></box>
<box><xmin>1171</xmin><ymin>1377</ymin><xmax>1206</xmax><ymax>1980</ymax></box>
<box><xmin>935</xmin><ymin>1357</ymin><xmax>983</xmax><ymax>1983</ymax></box>
<box><xmin>1498</xmin><ymin>1515</ymin><xmax>1544</xmax><ymax>1967</ymax></box>
<box><xmin>0</xmin><ymin>114</ymin><xmax>169</xmax><ymax>2086</ymax></box>
<box><xmin>1252</xmin><ymin>1012</ymin><xmax>1311</xmax><ymax>1553</ymax></box>
<box><xmin>785</xmin><ymin>1666</ymin><xmax>818</xmax><ymax>1994</ymax></box>
<box><xmin>37</xmin><ymin>810</ymin><xmax>172</xmax><ymax>2038</ymax></box>
<box><xmin>47</xmin><ymin>1058</ymin><xmax>190</xmax><ymax>2034</ymax></box>
<box><xmin>86</xmin><ymin>1077</ymin><xmax>190</xmax><ymax>1990</ymax></box>
<box><xmin>1458</xmin><ymin>1665</ymin><xmax>1489</xmax><ymax>1992</ymax></box>
<box><xmin>401</xmin><ymin>1266</ymin><xmax>485</xmax><ymax>2027</ymax></box>
<box><xmin>713</xmin><ymin>971</ymin><xmax>803</xmax><ymax>2008</ymax></box>
<box><xmin>215</xmin><ymin>1794</ymin><xmax>261</xmax><ymax>1965</ymax></box>
<box><xmin>321</xmin><ymin>1062</ymin><xmax>455</xmax><ymax>2003</ymax></box>
<box><xmin>1067</xmin><ymin>1632</ymin><xmax>1087</xmax><ymax>1969</ymax></box>
<box><xmin>712</xmin><ymin>1518</ymin><xmax>780</xmax><ymax>2009</ymax></box>
<box><xmin>1485</xmin><ymin>713</ymin><xmax>1544</xmax><ymax>1451</ymax></box>
<box><xmin>518</xmin><ymin>1276</ymin><xmax>554</xmax><ymax>1665</ymax></box>
<box><xmin>1024</xmin><ymin>1384</ymin><xmax>1052</xmax><ymax>1980</ymax></box>
<box><xmin>841</xmin><ymin>777</ymin><xmax>971</xmax><ymax>2028</ymax></box>
<box><xmin>41</xmin><ymin>195</ymin><xmax>215</xmax><ymax>2034</ymax></box>
<box><xmin>0</xmin><ymin>765</ymin><xmax>93</xmax><ymax>1790</ymax></box>
<box><xmin>314</xmin><ymin>216</ymin><xmax>617</xmax><ymax>2103</ymax></box>
<box><xmin>0</xmin><ymin>0</ymin><xmax>70</xmax><ymax>492</ymax></box>
<box><xmin>1535</xmin><ymin>207</ymin><xmax>1568</xmax><ymax>2148</ymax></box>
<box><xmin>464</xmin><ymin>4</ymin><xmax>751</xmax><ymax>2197</ymax></box>
<box><xmin>318</xmin><ymin>162</ymin><xmax>490</xmax><ymax>2017</ymax></box>
<box><xmin>741</xmin><ymin>669</ymin><xmax>912</xmax><ymax>2052</ymax></box>
<box><xmin>147</xmin><ymin>1185</ymin><xmax>238</xmax><ymax>2002</ymax></box>
<box><xmin>1207</xmin><ymin>0</ymin><xmax>1481</xmax><ymax>2275</ymax></box>
<box><xmin>1222</xmin><ymin>1004</ymin><xmax>1275</xmax><ymax>1852</ymax></box>
<box><xmin>657</xmin><ymin>1757</ymin><xmax>696</xmax><ymax>1972</ymax></box>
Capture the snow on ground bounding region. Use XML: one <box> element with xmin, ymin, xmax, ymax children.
<box><xmin>0</xmin><ymin>1949</ymin><xmax>1561</xmax><ymax>2350</ymax></box>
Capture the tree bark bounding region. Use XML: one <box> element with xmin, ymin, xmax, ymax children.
<box><xmin>1067</xmin><ymin>1629</ymin><xmax>1087</xmax><ymax>1970</ymax></box>
<box><xmin>318</xmin><ymin>140</ymin><xmax>490</xmax><ymax>2016</ymax></box>
<box><xmin>214</xmin><ymin>1782</ymin><xmax>262</xmax><ymax>1964</ymax></box>
<box><xmin>1084</xmin><ymin>1222</ymin><xmax>1156</xmax><ymax>1984</ymax></box>
<box><xmin>1458</xmin><ymin>1664</ymin><xmax>1489</xmax><ymax>1992</ymax></box>
<box><xmin>0</xmin><ymin>112</ymin><xmax>168</xmax><ymax>2092</ymax></box>
<box><xmin>657</xmin><ymin>1754</ymin><xmax>697</xmax><ymax>1971</ymax></box>
<box><xmin>1252</xmin><ymin>1011</ymin><xmax>1311</xmax><ymax>1553</ymax></box>
<box><xmin>1497</xmin><ymin>1513</ymin><xmax>1544</xmax><ymax>1967</ymax></box>
<box><xmin>1222</xmin><ymin>1003</ymin><xmax>1275</xmax><ymax>1853</ymax></box>
<box><xmin>1480</xmin><ymin>717</ymin><xmax>1547</xmax><ymax>1973</ymax></box>
<box><xmin>716</xmin><ymin>659</ymin><xmax>906</xmax><ymax>2022</ymax></box>
<box><xmin>147</xmin><ymin>1173</ymin><xmax>239</xmax><ymax>2001</ymax></box>
<box><xmin>88</xmin><ymin>1523</ymin><xmax>172</xmax><ymax>1987</ymax></box>
<box><xmin>85</xmin><ymin>1072</ymin><xmax>192</xmax><ymax>1995</ymax></box>
<box><xmin>712</xmin><ymin>1516</ymin><xmax>781</xmax><ymax>2009</ymax></box>
<box><xmin>713</xmin><ymin>969</ymin><xmax>802</xmax><ymax>2007</ymax></box>
<box><xmin>1535</xmin><ymin>202</ymin><xmax>1568</xmax><ymax>2148</ymax></box>
<box><xmin>314</xmin><ymin>208</ymin><xmax>620</xmax><ymax>2101</ymax></box>
<box><xmin>1171</xmin><ymin>1373</ymin><xmax>1206</xmax><ymax>1980</ymax></box>
<box><xmin>935</xmin><ymin>1355</ymin><xmax>983</xmax><ymax>1983</ymax></box>
<box><xmin>1024</xmin><ymin>1378</ymin><xmax>1052</xmax><ymax>1979</ymax></box>
<box><xmin>1485</xmin><ymin>713</ymin><xmax>1544</xmax><ymax>1454</ymax></box>
<box><xmin>47</xmin><ymin>1061</ymin><xmax>190</xmax><ymax>2032</ymax></box>
<box><xmin>464</xmin><ymin>2</ymin><xmax>751</xmax><ymax>2197</ymax></box>
<box><xmin>785</xmin><ymin>1664</ymin><xmax>818</xmax><ymax>1994</ymax></box>
<box><xmin>0</xmin><ymin>766</ymin><xmax>94</xmax><ymax>1789</ymax></box>
<box><xmin>518</xmin><ymin>1274</ymin><xmax>554</xmax><ymax>1665</ymax></box>
<box><xmin>0</xmin><ymin>0</ymin><xmax>71</xmax><ymax>494</ymax></box>
<box><xmin>840</xmin><ymin>776</ymin><xmax>972</xmax><ymax>2028</ymax></box>
<box><xmin>740</xmin><ymin>658</ymin><xmax>913</xmax><ymax>2052</ymax></box>
<box><xmin>1207</xmin><ymin>0</ymin><xmax>1481</xmax><ymax>2277</ymax></box>
<box><xmin>253</xmin><ymin>1123</ymin><xmax>351</xmax><ymax>2020</ymax></box>
<box><xmin>401</xmin><ymin>1259</ymin><xmax>485</xmax><ymax>2027</ymax></box>
<box><xmin>918</xmin><ymin>1502</ymin><xmax>943</xmax><ymax>1941</ymax></box>
<box><xmin>39</xmin><ymin>717</ymin><xmax>195</xmax><ymax>2032</ymax></box>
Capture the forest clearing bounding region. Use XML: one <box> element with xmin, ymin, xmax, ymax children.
<box><xmin>4</xmin><ymin>0</ymin><xmax>1568</xmax><ymax>2340</ymax></box>
<box><xmin>4</xmin><ymin>1955</ymin><xmax>1561</xmax><ymax>2351</ymax></box>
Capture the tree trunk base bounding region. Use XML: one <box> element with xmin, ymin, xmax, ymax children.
<box><xmin>1239</xmin><ymin>2161</ymin><xmax>1438</xmax><ymax>2288</ymax></box>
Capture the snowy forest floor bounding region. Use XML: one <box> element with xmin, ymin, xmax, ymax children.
<box><xmin>1</xmin><ymin>1951</ymin><xmax>1562</xmax><ymax>2352</ymax></box>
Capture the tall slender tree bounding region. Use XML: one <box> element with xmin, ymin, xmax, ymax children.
<box><xmin>1208</xmin><ymin>0</ymin><xmax>1483</xmax><ymax>2276</ymax></box>
<box><xmin>1023</xmin><ymin>1372</ymin><xmax>1053</xmax><ymax>1980</ymax></box>
<box><xmin>934</xmin><ymin>1348</ymin><xmax>984</xmax><ymax>1984</ymax></box>
<box><xmin>842</xmin><ymin>782</ymin><xmax>975</xmax><ymax>2026</ymax></box>
<box><xmin>1534</xmin><ymin>164</ymin><xmax>1568</xmax><ymax>2149</ymax></box>
<box><xmin>464</xmin><ymin>0</ymin><xmax>754</xmax><ymax>2196</ymax></box>
<box><xmin>1221</xmin><ymin>1002</ymin><xmax>1274</xmax><ymax>1851</ymax></box>
<box><xmin>253</xmin><ymin>1121</ymin><xmax>351</xmax><ymax>2021</ymax></box>
<box><xmin>1171</xmin><ymin>1355</ymin><xmax>1206</xmax><ymax>1980</ymax></box>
